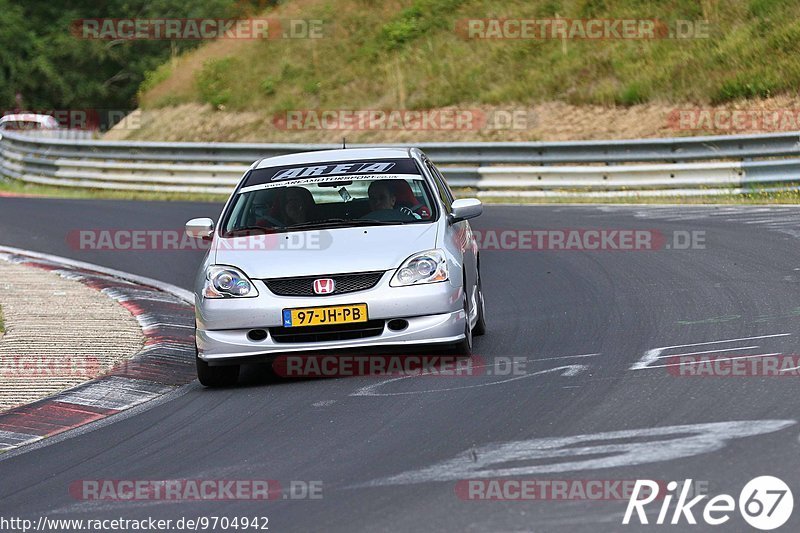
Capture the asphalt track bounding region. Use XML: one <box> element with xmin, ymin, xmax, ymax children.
<box><xmin>2</xmin><ymin>197</ymin><xmax>800</xmax><ymax>532</ymax></box>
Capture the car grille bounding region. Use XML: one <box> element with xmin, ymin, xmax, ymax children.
<box><xmin>263</xmin><ymin>271</ymin><xmax>385</xmax><ymax>297</ymax></box>
<box><xmin>269</xmin><ymin>320</ymin><xmax>385</xmax><ymax>343</ymax></box>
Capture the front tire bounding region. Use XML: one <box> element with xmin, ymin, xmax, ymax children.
<box><xmin>196</xmin><ymin>355</ymin><xmax>239</xmax><ymax>387</ymax></box>
<box><xmin>473</xmin><ymin>265</ymin><xmax>487</xmax><ymax>337</ymax></box>
<box><xmin>451</xmin><ymin>285</ymin><xmax>473</xmax><ymax>356</ymax></box>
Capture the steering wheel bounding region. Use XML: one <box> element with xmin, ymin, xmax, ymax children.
<box><xmin>399</xmin><ymin>206</ymin><xmax>422</xmax><ymax>220</ymax></box>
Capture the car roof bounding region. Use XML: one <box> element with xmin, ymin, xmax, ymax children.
<box><xmin>253</xmin><ymin>147</ymin><xmax>414</xmax><ymax>169</ymax></box>
<box><xmin>0</xmin><ymin>113</ymin><xmax>58</xmax><ymax>125</ymax></box>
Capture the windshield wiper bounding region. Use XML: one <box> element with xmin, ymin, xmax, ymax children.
<box><xmin>224</xmin><ymin>225</ymin><xmax>282</xmax><ymax>237</ymax></box>
<box><xmin>286</xmin><ymin>219</ymin><xmax>404</xmax><ymax>230</ymax></box>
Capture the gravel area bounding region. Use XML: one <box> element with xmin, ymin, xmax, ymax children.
<box><xmin>0</xmin><ymin>260</ymin><xmax>145</xmax><ymax>411</ymax></box>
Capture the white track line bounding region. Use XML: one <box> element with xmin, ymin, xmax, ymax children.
<box><xmin>535</xmin><ymin>353</ymin><xmax>600</xmax><ymax>362</ymax></box>
<box><xmin>656</xmin><ymin>333</ymin><xmax>790</xmax><ymax>351</ymax></box>
<box><xmin>655</xmin><ymin>346</ymin><xmax>759</xmax><ymax>359</ymax></box>
<box><xmin>350</xmin><ymin>365</ymin><xmax>587</xmax><ymax>396</ymax></box>
<box><xmin>631</xmin><ymin>333</ymin><xmax>791</xmax><ymax>370</ymax></box>
<box><xmin>645</xmin><ymin>353</ymin><xmax>781</xmax><ymax>370</ymax></box>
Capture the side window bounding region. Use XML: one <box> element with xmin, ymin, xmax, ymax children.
<box><xmin>424</xmin><ymin>159</ymin><xmax>453</xmax><ymax>211</ymax></box>
<box><xmin>434</xmin><ymin>163</ymin><xmax>456</xmax><ymax>204</ymax></box>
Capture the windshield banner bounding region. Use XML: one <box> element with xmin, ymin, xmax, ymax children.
<box><xmin>242</xmin><ymin>158</ymin><xmax>421</xmax><ymax>188</ymax></box>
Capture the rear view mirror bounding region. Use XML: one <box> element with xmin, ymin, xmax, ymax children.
<box><xmin>185</xmin><ymin>218</ymin><xmax>215</xmax><ymax>239</ymax></box>
<box><xmin>449</xmin><ymin>198</ymin><xmax>483</xmax><ymax>223</ymax></box>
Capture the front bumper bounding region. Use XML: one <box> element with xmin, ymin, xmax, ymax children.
<box><xmin>196</xmin><ymin>272</ymin><xmax>465</xmax><ymax>363</ymax></box>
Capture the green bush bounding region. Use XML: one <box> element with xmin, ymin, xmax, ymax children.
<box><xmin>380</xmin><ymin>0</ymin><xmax>463</xmax><ymax>50</ymax></box>
<box><xmin>381</xmin><ymin>6</ymin><xmax>426</xmax><ymax>50</ymax></box>
<box><xmin>711</xmin><ymin>76</ymin><xmax>776</xmax><ymax>104</ymax></box>
<box><xmin>196</xmin><ymin>58</ymin><xmax>237</xmax><ymax>108</ymax></box>
<box><xmin>616</xmin><ymin>81</ymin><xmax>649</xmax><ymax>106</ymax></box>
<box><xmin>260</xmin><ymin>77</ymin><xmax>277</xmax><ymax>96</ymax></box>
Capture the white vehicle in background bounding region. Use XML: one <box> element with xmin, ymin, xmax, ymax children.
<box><xmin>0</xmin><ymin>113</ymin><xmax>60</xmax><ymax>132</ymax></box>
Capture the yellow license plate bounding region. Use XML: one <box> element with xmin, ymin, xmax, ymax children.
<box><xmin>282</xmin><ymin>304</ymin><xmax>368</xmax><ymax>327</ymax></box>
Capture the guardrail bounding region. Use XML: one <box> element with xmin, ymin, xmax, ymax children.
<box><xmin>15</xmin><ymin>129</ymin><xmax>96</xmax><ymax>140</ymax></box>
<box><xmin>2</xmin><ymin>130</ymin><xmax>800</xmax><ymax>197</ymax></box>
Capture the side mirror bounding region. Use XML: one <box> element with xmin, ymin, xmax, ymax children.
<box><xmin>185</xmin><ymin>217</ymin><xmax>215</xmax><ymax>240</ymax></box>
<box><xmin>449</xmin><ymin>198</ymin><xmax>482</xmax><ymax>223</ymax></box>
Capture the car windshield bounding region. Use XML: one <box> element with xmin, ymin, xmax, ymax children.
<box><xmin>221</xmin><ymin>158</ymin><xmax>437</xmax><ymax>236</ymax></box>
<box><xmin>0</xmin><ymin>120</ymin><xmax>48</xmax><ymax>130</ymax></box>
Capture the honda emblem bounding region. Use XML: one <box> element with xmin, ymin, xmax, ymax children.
<box><xmin>313</xmin><ymin>278</ymin><xmax>335</xmax><ymax>295</ymax></box>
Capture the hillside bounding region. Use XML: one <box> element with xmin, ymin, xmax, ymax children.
<box><xmin>113</xmin><ymin>0</ymin><xmax>800</xmax><ymax>142</ymax></box>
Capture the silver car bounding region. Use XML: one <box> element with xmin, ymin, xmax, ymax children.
<box><xmin>185</xmin><ymin>148</ymin><xmax>486</xmax><ymax>386</ymax></box>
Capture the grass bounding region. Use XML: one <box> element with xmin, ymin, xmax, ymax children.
<box><xmin>468</xmin><ymin>183</ymin><xmax>800</xmax><ymax>204</ymax></box>
<box><xmin>4</xmin><ymin>176</ymin><xmax>800</xmax><ymax>205</ymax></box>
<box><xmin>0</xmin><ymin>178</ymin><xmax>226</xmax><ymax>203</ymax></box>
<box><xmin>0</xmin><ymin>304</ymin><xmax>5</xmax><ymax>335</ymax></box>
<box><xmin>477</xmin><ymin>192</ymin><xmax>800</xmax><ymax>205</ymax></box>
<box><xmin>138</xmin><ymin>0</ymin><xmax>800</xmax><ymax>114</ymax></box>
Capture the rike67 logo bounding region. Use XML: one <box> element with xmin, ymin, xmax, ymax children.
<box><xmin>623</xmin><ymin>476</ymin><xmax>793</xmax><ymax>530</ymax></box>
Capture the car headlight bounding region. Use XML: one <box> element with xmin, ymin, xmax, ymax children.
<box><xmin>390</xmin><ymin>249</ymin><xmax>449</xmax><ymax>287</ymax></box>
<box><xmin>204</xmin><ymin>265</ymin><xmax>258</xmax><ymax>298</ymax></box>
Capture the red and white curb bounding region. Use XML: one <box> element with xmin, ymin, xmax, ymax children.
<box><xmin>0</xmin><ymin>246</ymin><xmax>196</xmax><ymax>453</ymax></box>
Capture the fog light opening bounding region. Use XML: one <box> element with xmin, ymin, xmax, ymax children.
<box><xmin>248</xmin><ymin>329</ymin><xmax>268</xmax><ymax>341</ymax></box>
<box><xmin>387</xmin><ymin>319</ymin><xmax>409</xmax><ymax>332</ymax></box>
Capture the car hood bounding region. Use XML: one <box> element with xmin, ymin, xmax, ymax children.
<box><xmin>212</xmin><ymin>223</ymin><xmax>439</xmax><ymax>279</ymax></box>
